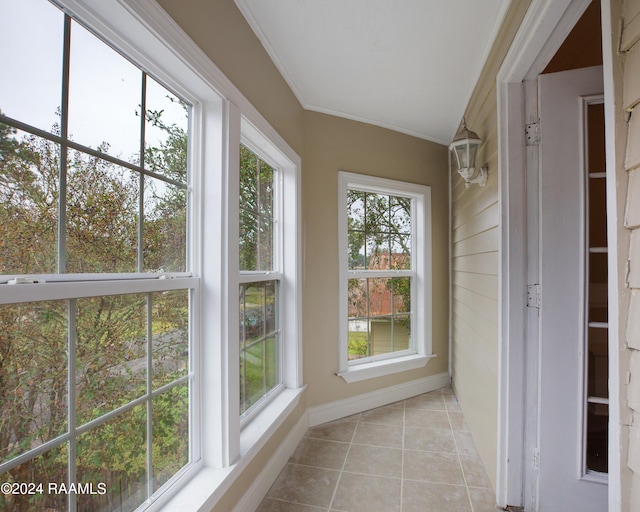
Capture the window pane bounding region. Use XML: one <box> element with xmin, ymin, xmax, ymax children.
<box><xmin>68</xmin><ymin>20</ymin><xmax>142</xmax><ymax>160</ymax></box>
<box><xmin>586</xmin><ymin>403</ymin><xmax>608</xmax><ymax>473</ymax></box>
<box><xmin>239</xmin><ymin>281</ymin><xmax>279</xmax><ymax>415</ymax></box>
<box><xmin>348</xmin><ymin>278</ymin><xmax>368</xmax><ymax>318</ymax></box>
<box><xmin>368</xmin><ymin>278</ymin><xmax>392</xmax><ymax>317</ymax></box>
<box><xmin>0</xmin><ymin>444</ymin><xmax>67</xmax><ymax>512</ymax></box>
<box><xmin>144</xmin><ymin>76</ymin><xmax>189</xmax><ymax>181</ymax></box>
<box><xmin>144</xmin><ymin>177</ymin><xmax>187</xmax><ymax>273</ymax></box>
<box><xmin>588</xmin><ymin>327</ymin><xmax>608</xmax><ymax>399</ymax></box>
<box><xmin>348</xmin><ymin>320</ymin><xmax>369</xmax><ymax>360</ymax></box>
<box><xmin>66</xmin><ymin>151</ymin><xmax>140</xmax><ymax>273</ymax></box>
<box><xmin>389</xmin><ymin>234</ymin><xmax>411</xmax><ymax>269</ymax></box>
<box><xmin>390</xmin><ymin>196</ymin><xmax>411</xmax><ymax>233</ymax></box>
<box><xmin>76</xmin><ymin>405</ymin><xmax>147</xmax><ymax>511</ymax></box>
<box><xmin>0</xmin><ymin>0</ymin><xmax>63</xmax><ymax>134</ymax></box>
<box><xmin>239</xmin><ymin>145</ymin><xmax>274</xmax><ymax>271</ymax></box>
<box><xmin>152</xmin><ymin>290</ymin><xmax>189</xmax><ymax>389</ymax></box>
<box><xmin>0</xmin><ymin>301</ymin><xmax>68</xmax><ymax>465</ymax></box>
<box><xmin>152</xmin><ymin>383</ymin><xmax>189</xmax><ymax>492</ymax></box>
<box><xmin>76</xmin><ymin>294</ymin><xmax>147</xmax><ymax>425</ymax></box>
<box><xmin>392</xmin><ymin>277</ymin><xmax>411</xmax><ymax>314</ymax></box>
<box><xmin>365</xmin><ymin>193</ymin><xmax>390</xmax><ymax>233</ymax></box>
<box><xmin>0</xmin><ymin>126</ymin><xmax>59</xmax><ymax>275</ymax></box>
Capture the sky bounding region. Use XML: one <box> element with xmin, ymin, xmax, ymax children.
<box><xmin>0</xmin><ymin>0</ymin><xmax>188</xmax><ymax>163</ymax></box>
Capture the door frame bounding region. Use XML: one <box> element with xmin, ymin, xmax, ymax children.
<box><xmin>495</xmin><ymin>0</ymin><xmax>621</xmax><ymax>509</ymax></box>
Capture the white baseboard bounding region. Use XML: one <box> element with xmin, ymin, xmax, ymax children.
<box><xmin>307</xmin><ymin>371</ymin><xmax>451</xmax><ymax>427</ymax></box>
<box><xmin>231</xmin><ymin>411</ymin><xmax>309</xmax><ymax>512</ymax></box>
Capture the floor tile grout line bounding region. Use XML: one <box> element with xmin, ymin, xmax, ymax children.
<box><xmin>447</xmin><ymin>394</ymin><xmax>476</xmax><ymax>512</ymax></box>
<box><xmin>327</xmin><ymin>412</ymin><xmax>360</xmax><ymax>511</ymax></box>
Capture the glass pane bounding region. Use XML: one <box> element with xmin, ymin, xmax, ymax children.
<box><xmin>368</xmin><ymin>278</ymin><xmax>393</xmax><ymax>317</ymax></box>
<box><xmin>152</xmin><ymin>290</ymin><xmax>189</xmax><ymax>389</ymax></box>
<box><xmin>347</xmin><ymin>278</ymin><xmax>368</xmax><ymax>319</ymax></box>
<box><xmin>588</xmin><ymin>327</ymin><xmax>608</xmax><ymax>399</ymax></box>
<box><xmin>76</xmin><ymin>294</ymin><xmax>147</xmax><ymax>425</ymax></box>
<box><xmin>0</xmin><ymin>0</ymin><xmax>63</xmax><ymax>133</ymax></box>
<box><xmin>392</xmin><ymin>277</ymin><xmax>411</xmax><ymax>314</ymax></box>
<box><xmin>76</xmin><ymin>405</ymin><xmax>147</xmax><ymax>511</ymax></box>
<box><xmin>144</xmin><ymin>176</ymin><xmax>187</xmax><ymax>272</ymax></box>
<box><xmin>365</xmin><ymin>193</ymin><xmax>390</xmax><ymax>232</ymax></box>
<box><xmin>240</xmin><ymin>283</ymin><xmax>265</xmax><ymax>344</ymax></box>
<box><xmin>588</xmin><ymin>280</ymin><xmax>608</xmax><ymax>323</ymax></box>
<box><xmin>365</xmin><ymin>233</ymin><xmax>388</xmax><ymax>269</ymax></box>
<box><xmin>389</xmin><ymin>196</ymin><xmax>411</xmax><ymax>233</ymax></box>
<box><xmin>392</xmin><ymin>314</ymin><xmax>412</xmax><ymax>352</ymax></box>
<box><xmin>347</xmin><ymin>190</ymin><xmax>365</xmax><ymax>226</ymax></box>
<box><xmin>589</xmin><ymin>252</ymin><xmax>608</xmax><ymax>286</ymax></box>
<box><xmin>66</xmin><ymin>151</ymin><xmax>139</xmax><ymax>273</ymax></box>
<box><xmin>144</xmin><ymin>76</ymin><xmax>189</xmax><ymax>182</ymax></box>
<box><xmin>241</xmin><ymin>340</ymin><xmax>264</xmax><ymax>414</ymax></box>
<box><xmin>152</xmin><ymin>383</ymin><xmax>189</xmax><ymax>492</ymax></box>
<box><xmin>348</xmin><ymin>320</ymin><xmax>369</xmax><ymax>360</ymax></box>
<box><xmin>0</xmin><ymin>301</ymin><xmax>68</xmax><ymax>465</ymax></box>
<box><xmin>239</xmin><ymin>145</ymin><xmax>274</xmax><ymax>272</ymax></box>
<box><xmin>239</xmin><ymin>281</ymin><xmax>278</xmax><ymax>415</ymax></box>
<box><xmin>586</xmin><ymin>403</ymin><xmax>608</xmax><ymax>473</ymax></box>
<box><xmin>0</xmin><ymin>127</ymin><xmax>59</xmax><ymax>274</ymax></box>
<box><xmin>0</xmin><ymin>444</ymin><xmax>67</xmax><ymax>512</ymax></box>
<box><xmin>588</xmin><ymin>176</ymin><xmax>607</xmax><ymax>248</ymax></box>
<box><xmin>389</xmin><ymin>234</ymin><xmax>411</xmax><ymax>269</ymax></box>
<box><xmin>68</xmin><ymin>19</ymin><xmax>142</xmax><ymax>160</ymax></box>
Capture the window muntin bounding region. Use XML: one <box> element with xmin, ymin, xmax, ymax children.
<box><xmin>239</xmin><ymin>144</ymin><xmax>281</xmax><ymax>417</ymax></box>
<box><xmin>0</xmin><ymin>1</ymin><xmax>193</xmax><ymax>508</ymax></box>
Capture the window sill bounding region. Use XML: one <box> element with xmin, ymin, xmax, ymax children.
<box><xmin>158</xmin><ymin>386</ymin><xmax>306</xmax><ymax>511</ymax></box>
<box><xmin>336</xmin><ymin>354</ymin><xmax>436</xmax><ymax>383</ymax></box>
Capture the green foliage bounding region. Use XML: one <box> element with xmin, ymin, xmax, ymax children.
<box><xmin>0</xmin><ymin>101</ymin><xmax>190</xmax><ymax>509</ymax></box>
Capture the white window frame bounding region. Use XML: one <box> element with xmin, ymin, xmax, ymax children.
<box><xmin>337</xmin><ymin>171</ymin><xmax>433</xmax><ymax>383</ymax></box>
<box><xmin>1</xmin><ymin>1</ymin><xmax>303</xmax><ymax>511</ymax></box>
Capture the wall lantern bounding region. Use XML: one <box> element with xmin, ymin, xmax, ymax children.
<box><xmin>449</xmin><ymin>120</ymin><xmax>487</xmax><ymax>188</ymax></box>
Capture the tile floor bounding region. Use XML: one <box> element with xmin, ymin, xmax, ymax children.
<box><xmin>256</xmin><ymin>387</ymin><xmax>496</xmax><ymax>512</ymax></box>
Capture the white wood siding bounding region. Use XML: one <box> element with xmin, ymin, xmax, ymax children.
<box><xmin>622</xmin><ymin>0</ymin><xmax>640</xmax><ymax>509</ymax></box>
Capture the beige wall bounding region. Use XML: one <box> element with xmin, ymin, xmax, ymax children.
<box><xmin>154</xmin><ymin>1</ymin><xmax>450</xmax><ymax>510</ymax></box>
<box><xmin>450</xmin><ymin>0</ymin><xmax>531</xmax><ymax>490</ymax></box>
<box><xmin>617</xmin><ymin>0</ymin><xmax>640</xmax><ymax>509</ymax></box>
<box><xmin>302</xmin><ymin>111</ymin><xmax>449</xmax><ymax>408</ymax></box>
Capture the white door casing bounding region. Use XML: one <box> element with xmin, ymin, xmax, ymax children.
<box><xmin>536</xmin><ymin>65</ymin><xmax>606</xmax><ymax>511</ymax></box>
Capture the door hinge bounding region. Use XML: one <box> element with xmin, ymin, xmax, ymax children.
<box><xmin>527</xmin><ymin>284</ymin><xmax>541</xmax><ymax>308</ymax></box>
<box><xmin>525</xmin><ymin>122</ymin><xmax>540</xmax><ymax>146</ymax></box>
<box><xmin>533</xmin><ymin>447</ymin><xmax>540</xmax><ymax>469</ymax></box>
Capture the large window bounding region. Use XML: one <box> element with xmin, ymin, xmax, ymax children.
<box><xmin>0</xmin><ymin>1</ymin><xmax>194</xmax><ymax>509</ymax></box>
<box><xmin>338</xmin><ymin>172</ymin><xmax>432</xmax><ymax>382</ymax></box>
<box><xmin>0</xmin><ymin>0</ymin><xmax>302</xmax><ymax>510</ymax></box>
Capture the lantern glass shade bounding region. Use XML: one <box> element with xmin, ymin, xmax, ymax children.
<box><xmin>452</xmin><ymin>140</ymin><xmax>479</xmax><ymax>171</ymax></box>
<box><xmin>449</xmin><ymin>122</ymin><xmax>487</xmax><ymax>187</ymax></box>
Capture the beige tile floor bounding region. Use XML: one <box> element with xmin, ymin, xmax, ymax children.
<box><xmin>256</xmin><ymin>387</ymin><xmax>496</xmax><ymax>512</ymax></box>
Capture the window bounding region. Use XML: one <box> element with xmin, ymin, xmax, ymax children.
<box><xmin>239</xmin><ymin>145</ymin><xmax>280</xmax><ymax>417</ymax></box>
<box><xmin>338</xmin><ymin>172</ymin><xmax>432</xmax><ymax>382</ymax></box>
<box><xmin>0</xmin><ymin>1</ymin><xmax>194</xmax><ymax>509</ymax></box>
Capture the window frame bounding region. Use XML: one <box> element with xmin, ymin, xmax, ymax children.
<box><xmin>337</xmin><ymin>171</ymin><xmax>433</xmax><ymax>383</ymax></box>
<box><xmin>0</xmin><ymin>0</ymin><xmax>303</xmax><ymax>510</ymax></box>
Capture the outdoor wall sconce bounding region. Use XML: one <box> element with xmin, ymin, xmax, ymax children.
<box><xmin>449</xmin><ymin>120</ymin><xmax>487</xmax><ymax>188</ymax></box>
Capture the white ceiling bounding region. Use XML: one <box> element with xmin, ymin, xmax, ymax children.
<box><xmin>235</xmin><ymin>0</ymin><xmax>511</xmax><ymax>145</ymax></box>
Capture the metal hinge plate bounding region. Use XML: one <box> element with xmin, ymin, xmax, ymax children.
<box><xmin>525</xmin><ymin>122</ymin><xmax>540</xmax><ymax>146</ymax></box>
<box><xmin>527</xmin><ymin>284</ymin><xmax>541</xmax><ymax>308</ymax></box>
